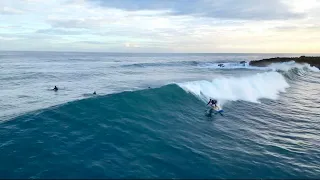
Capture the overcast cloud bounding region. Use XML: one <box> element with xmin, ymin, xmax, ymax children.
<box><xmin>0</xmin><ymin>0</ymin><xmax>319</xmax><ymax>52</ymax></box>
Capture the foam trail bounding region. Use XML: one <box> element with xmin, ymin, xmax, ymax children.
<box><xmin>178</xmin><ymin>72</ymin><xmax>290</xmax><ymax>106</ymax></box>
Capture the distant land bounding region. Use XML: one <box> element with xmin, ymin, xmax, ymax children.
<box><xmin>249</xmin><ymin>56</ymin><xmax>320</xmax><ymax>69</ymax></box>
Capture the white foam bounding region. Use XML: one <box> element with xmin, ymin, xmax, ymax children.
<box><xmin>198</xmin><ymin>61</ymin><xmax>319</xmax><ymax>72</ymax></box>
<box><xmin>178</xmin><ymin>72</ymin><xmax>290</xmax><ymax>106</ymax></box>
<box><xmin>266</xmin><ymin>61</ymin><xmax>319</xmax><ymax>72</ymax></box>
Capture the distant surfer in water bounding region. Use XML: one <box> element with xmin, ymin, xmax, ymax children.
<box><xmin>53</xmin><ymin>86</ymin><xmax>58</xmax><ymax>91</ymax></box>
<box><xmin>93</xmin><ymin>91</ymin><xmax>96</xmax><ymax>95</ymax></box>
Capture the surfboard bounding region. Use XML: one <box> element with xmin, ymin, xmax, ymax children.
<box><xmin>205</xmin><ymin>105</ymin><xmax>224</xmax><ymax>116</ymax></box>
<box><xmin>213</xmin><ymin>105</ymin><xmax>223</xmax><ymax>112</ymax></box>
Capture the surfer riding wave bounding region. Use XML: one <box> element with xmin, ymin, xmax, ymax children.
<box><xmin>206</xmin><ymin>99</ymin><xmax>224</xmax><ymax>116</ymax></box>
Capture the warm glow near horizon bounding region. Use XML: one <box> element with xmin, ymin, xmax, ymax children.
<box><xmin>1</xmin><ymin>0</ymin><xmax>320</xmax><ymax>53</ymax></box>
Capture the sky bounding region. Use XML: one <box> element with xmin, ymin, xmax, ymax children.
<box><xmin>1</xmin><ymin>0</ymin><xmax>320</xmax><ymax>53</ymax></box>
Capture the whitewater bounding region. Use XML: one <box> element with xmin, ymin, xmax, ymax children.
<box><xmin>0</xmin><ymin>52</ymin><xmax>319</xmax><ymax>178</ymax></box>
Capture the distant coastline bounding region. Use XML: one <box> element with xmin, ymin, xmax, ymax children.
<box><xmin>249</xmin><ymin>56</ymin><xmax>320</xmax><ymax>69</ymax></box>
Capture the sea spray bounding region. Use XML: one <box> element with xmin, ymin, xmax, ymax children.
<box><xmin>178</xmin><ymin>72</ymin><xmax>290</xmax><ymax>105</ymax></box>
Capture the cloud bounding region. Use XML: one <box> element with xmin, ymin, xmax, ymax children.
<box><xmin>77</xmin><ymin>40</ymin><xmax>107</xmax><ymax>44</ymax></box>
<box><xmin>0</xmin><ymin>25</ymin><xmax>21</xmax><ymax>29</ymax></box>
<box><xmin>124</xmin><ymin>42</ymin><xmax>140</xmax><ymax>48</ymax></box>
<box><xmin>1</xmin><ymin>0</ymin><xmax>320</xmax><ymax>52</ymax></box>
<box><xmin>0</xmin><ymin>6</ymin><xmax>24</xmax><ymax>15</ymax></box>
<box><xmin>87</xmin><ymin>0</ymin><xmax>304</xmax><ymax>20</ymax></box>
<box><xmin>273</xmin><ymin>24</ymin><xmax>320</xmax><ymax>32</ymax></box>
<box><xmin>36</xmin><ymin>28</ymin><xmax>89</xmax><ymax>35</ymax></box>
<box><xmin>47</xmin><ymin>17</ymin><xmax>108</xmax><ymax>29</ymax></box>
<box><xmin>0</xmin><ymin>35</ymin><xmax>21</xmax><ymax>40</ymax></box>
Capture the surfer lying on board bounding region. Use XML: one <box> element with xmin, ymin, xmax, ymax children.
<box><xmin>53</xmin><ymin>86</ymin><xmax>58</xmax><ymax>91</ymax></box>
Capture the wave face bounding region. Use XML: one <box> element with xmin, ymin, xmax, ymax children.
<box><xmin>178</xmin><ymin>72</ymin><xmax>290</xmax><ymax>104</ymax></box>
<box><xmin>0</xmin><ymin>85</ymin><xmax>208</xmax><ymax>178</ymax></box>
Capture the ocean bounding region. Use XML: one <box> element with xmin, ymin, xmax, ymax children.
<box><xmin>0</xmin><ymin>51</ymin><xmax>319</xmax><ymax>178</ymax></box>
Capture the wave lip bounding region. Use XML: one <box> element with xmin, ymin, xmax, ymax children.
<box><xmin>177</xmin><ymin>72</ymin><xmax>290</xmax><ymax>105</ymax></box>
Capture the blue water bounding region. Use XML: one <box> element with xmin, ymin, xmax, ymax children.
<box><xmin>1</xmin><ymin>51</ymin><xmax>320</xmax><ymax>178</ymax></box>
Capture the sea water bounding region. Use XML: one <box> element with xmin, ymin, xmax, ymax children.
<box><xmin>0</xmin><ymin>52</ymin><xmax>319</xmax><ymax>178</ymax></box>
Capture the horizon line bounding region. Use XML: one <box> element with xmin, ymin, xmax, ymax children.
<box><xmin>1</xmin><ymin>50</ymin><xmax>320</xmax><ymax>55</ymax></box>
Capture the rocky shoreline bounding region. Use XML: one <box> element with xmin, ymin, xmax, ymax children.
<box><xmin>249</xmin><ymin>56</ymin><xmax>320</xmax><ymax>69</ymax></box>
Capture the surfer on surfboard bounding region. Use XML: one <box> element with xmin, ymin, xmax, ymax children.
<box><xmin>206</xmin><ymin>99</ymin><xmax>224</xmax><ymax>116</ymax></box>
